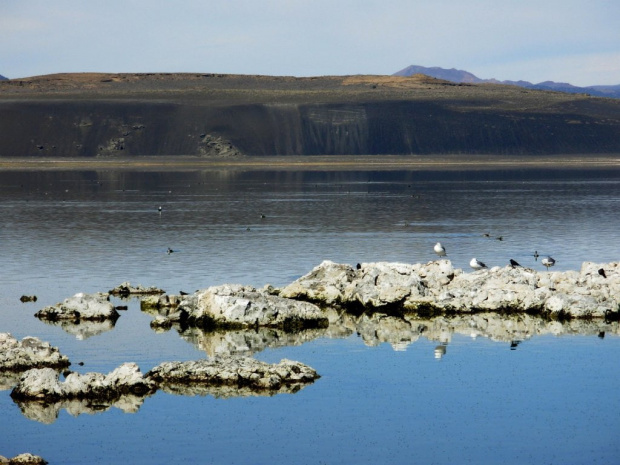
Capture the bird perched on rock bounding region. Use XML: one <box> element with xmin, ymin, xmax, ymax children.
<box><xmin>509</xmin><ymin>259</ymin><xmax>521</xmax><ymax>268</ymax></box>
<box><xmin>434</xmin><ymin>242</ymin><xmax>447</xmax><ymax>258</ymax></box>
<box><xmin>470</xmin><ymin>258</ymin><xmax>487</xmax><ymax>270</ymax></box>
<box><xmin>541</xmin><ymin>256</ymin><xmax>555</xmax><ymax>270</ymax></box>
<box><xmin>598</xmin><ymin>268</ymin><xmax>607</xmax><ymax>278</ymax></box>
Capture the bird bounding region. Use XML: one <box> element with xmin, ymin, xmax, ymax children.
<box><xmin>509</xmin><ymin>259</ymin><xmax>521</xmax><ymax>267</ymax></box>
<box><xmin>533</xmin><ymin>250</ymin><xmax>539</xmax><ymax>261</ymax></box>
<box><xmin>470</xmin><ymin>258</ymin><xmax>487</xmax><ymax>270</ymax></box>
<box><xmin>158</xmin><ymin>206</ymin><xmax>162</xmax><ymax>213</ymax></box>
<box><xmin>541</xmin><ymin>256</ymin><xmax>555</xmax><ymax>270</ymax></box>
<box><xmin>434</xmin><ymin>242</ymin><xmax>447</xmax><ymax>258</ymax></box>
<box><xmin>598</xmin><ymin>268</ymin><xmax>607</xmax><ymax>278</ymax></box>
<box><xmin>496</xmin><ymin>236</ymin><xmax>503</xmax><ymax>241</ymax></box>
<box><xmin>167</xmin><ymin>248</ymin><xmax>174</xmax><ymax>255</ymax></box>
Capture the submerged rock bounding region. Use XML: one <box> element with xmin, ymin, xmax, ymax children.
<box><xmin>281</xmin><ymin>260</ymin><xmax>620</xmax><ymax>318</ymax></box>
<box><xmin>10</xmin><ymin>363</ymin><xmax>156</xmax><ymax>401</ymax></box>
<box><xmin>109</xmin><ymin>282</ymin><xmax>165</xmax><ymax>297</ymax></box>
<box><xmin>176</xmin><ymin>284</ymin><xmax>329</xmax><ymax>330</ymax></box>
<box><xmin>146</xmin><ymin>356</ymin><xmax>320</xmax><ymax>395</ymax></box>
<box><xmin>35</xmin><ymin>292</ymin><xmax>119</xmax><ymax>321</ymax></box>
<box><xmin>0</xmin><ymin>333</ymin><xmax>70</xmax><ymax>373</ymax></box>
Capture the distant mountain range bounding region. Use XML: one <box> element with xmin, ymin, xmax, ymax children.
<box><xmin>394</xmin><ymin>65</ymin><xmax>620</xmax><ymax>99</ymax></box>
<box><xmin>0</xmin><ymin>75</ymin><xmax>7</xmax><ymax>80</ymax></box>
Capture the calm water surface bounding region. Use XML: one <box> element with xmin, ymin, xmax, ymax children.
<box><xmin>1</xmin><ymin>166</ymin><xmax>619</xmax><ymax>464</ymax></box>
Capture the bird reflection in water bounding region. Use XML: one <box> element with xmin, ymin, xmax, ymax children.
<box><xmin>434</xmin><ymin>344</ymin><xmax>447</xmax><ymax>359</ymax></box>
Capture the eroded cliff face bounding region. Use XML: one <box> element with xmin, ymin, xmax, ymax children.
<box><xmin>1</xmin><ymin>73</ymin><xmax>619</xmax><ymax>157</ymax></box>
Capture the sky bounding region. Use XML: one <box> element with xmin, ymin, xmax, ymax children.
<box><xmin>1</xmin><ymin>0</ymin><xmax>620</xmax><ymax>86</ymax></box>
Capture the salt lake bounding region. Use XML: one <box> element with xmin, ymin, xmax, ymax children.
<box><xmin>1</xmin><ymin>163</ymin><xmax>619</xmax><ymax>464</ymax></box>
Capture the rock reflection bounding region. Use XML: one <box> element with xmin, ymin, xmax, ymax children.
<box><xmin>170</xmin><ymin>308</ymin><xmax>619</xmax><ymax>358</ymax></box>
<box><xmin>38</xmin><ymin>318</ymin><xmax>117</xmax><ymax>339</ymax></box>
<box><xmin>157</xmin><ymin>381</ymin><xmax>310</xmax><ymax>399</ymax></box>
<box><xmin>177</xmin><ymin>326</ymin><xmax>336</xmax><ymax>358</ymax></box>
<box><xmin>13</xmin><ymin>394</ymin><xmax>150</xmax><ymax>424</ymax></box>
<box><xmin>0</xmin><ymin>372</ymin><xmax>21</xmax><ymax>391</ymax></box>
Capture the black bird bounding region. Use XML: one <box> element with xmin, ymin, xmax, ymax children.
<box><xmin>167</xmin><ymin>248</ymin><xmax>174</xmax><ymax>254</ymax></box>
<box><xmin>533</xmin><ymin>250</ymin><xmax>539</xmax><ymax>261</ymax></box>
<box><xmin>356</xmin><ymin>263</ymin><xmax>362</xmax><ymax>270</ymax></box>
<box><xmin>509</xmin><ymin>259</ymin><xmax>521</xmax><ymax>268</ymax></box>
<box><xmin>179</xmin><ymin>291</ymin><xmax>189</xmax><ymax>296</ymax></box>
<box><xmin>598</xmin><ymin>268</ymin><xmax>607</xmax><ymax>278</ymax></box>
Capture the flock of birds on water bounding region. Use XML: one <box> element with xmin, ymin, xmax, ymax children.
<box><xmin>159</xmin><ymin>204</ymin><xmax>606</xmax><ymax>278</ymax></box>
<box><xmin>433</xmin><ymin>241</ymin><xmax>557</xmax><ymax>271</ymax></box>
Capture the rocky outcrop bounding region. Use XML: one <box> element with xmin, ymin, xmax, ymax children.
<box><xmin>197</xmin><ymin>134</ymin><xmax>242</xmax><ymax>157</ymax></box>
<box><xmin>0</xmin><ymin>453</ymin><xmax>47</xmax><ymax>465</ymax></box>
<box><xmin>146</xmin><ymin>356</ymin><xmax>320</xmax><ymax>396</ymax></box>
<box><xmin>109</xmin><ymin>282</ymin><xmax>165</xmax><ymax>297</ymax></box>
<box><xmin>10</xmin><ymin>363</ymin><xmax>155</xmax><ymax>401</ymax></box>
<box><xmin>35</xmin><ymin>292</ymin><xmax>119</xmax><ymax>321</ymax></box>
<box><xmin>280</xmin><ymin>260</ymin><xmax>620</xmax><ymax>319</ymax></box>
<box><xmin>174</xmin><ymin>284</ymin><xmax>329</xmax><ymax>330</ymax></box>
<box><xmin>10</xmin><ymin>356</ymin><xmax>320</xmax><ymax>411</ymax></box>
<box><xmin>0</xmin><ymin>333</ymin><xmax>70</xmax><ymax>373</ymax></box>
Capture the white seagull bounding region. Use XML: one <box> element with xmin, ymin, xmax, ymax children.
<box><xmin>470</xmin><ymin>258</ymin><xmax>487</xmax><ymax>270</ymax></box>
<box><xmin>541</xmin><ymin>256</ymin><xmax>556</xmax><ymax>270</ymax></box>
<box><xmin>434</xmin><ymin>242</ymin><xmax>447</xmax><ymax>258</ymax></box>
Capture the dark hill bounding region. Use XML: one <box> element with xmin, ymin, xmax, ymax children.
<box><xmin>1</xmin><ymin>72</ymin><xmax>620</xmax><ymax>157</ymax></box>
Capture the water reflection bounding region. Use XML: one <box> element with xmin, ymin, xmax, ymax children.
<box><xmin>13</xmin><ymin>394</ymin><xmax>151</xmax><ymax>424</ymax></box>
<box><xmin>37</xmin><ymin>318</ymin><xmax>117</xmax><ymax>340</ymax></box>
<box><xmin>156</xmin><ymin>379</ymin><xmax>312</xmax><ymax>399</ymax></box>
<box><xmin>159</xmin><ymin>308</ymin><xmax>619</xmax><ymax>359</ymax></box>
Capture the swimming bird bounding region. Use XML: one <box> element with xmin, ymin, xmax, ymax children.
<box><xmin>434</xmin><ymin>242</ymin><xmax>447</xmax><ymax>258</ymax></box>
<box><xmin>598</xmin><ymin>268</ymin><xmax>607</xmax><ymax>278</ymax></box>
<box><xmin>470</xmin><ymin>258</ymin><xmax>487</xmax><ymax>270</ymax></box>
<box><xmin>533</xmin><ymin>250</ymin><xmax>539</xmax><ymax>261</ymax></box>
<box><xmin>541</xmin><ymin>256</ymin><xmax>555</xmax><ymax>270</ymax></box>
<box><xmin>158</xmin><ymin>206</ymin><xmax>162</xmax><ymax>213</ymax></box>
<box><xmin>509</xmin><ymin>259</ymin><xmax>521</xmax><ymax>267</ymax></box>
<box><xmin>167</xmin><ymin>248</ymin><xmax>174</xmax><ymax>255</ymax></box>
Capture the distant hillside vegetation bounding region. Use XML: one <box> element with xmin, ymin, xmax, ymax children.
<box><xmin>0</xmin><ymin>74</ymin><xmax>7</xmax><ymax>80</ymax></box>
<box><xmin>394</xmin><ymin>65</ymin><xmax>620</xmax><ymax>99</ymax></box>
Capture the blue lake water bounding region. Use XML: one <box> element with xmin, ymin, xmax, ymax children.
<box><xmin>1</xmin><ymin>165</ymin><xmax>619</xmax><ymax>464</ymax></box>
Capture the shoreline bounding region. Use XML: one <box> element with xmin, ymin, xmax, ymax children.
<box><xmin>0</xmin><ymin>154</ymin><xmax>619</xmax><ymax>171</ymax></box>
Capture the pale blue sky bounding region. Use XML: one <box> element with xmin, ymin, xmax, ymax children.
<box><xmin>1</xmin><ymin>0</ymin><xmax>619</xmax><ymax>86</ymax></box>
